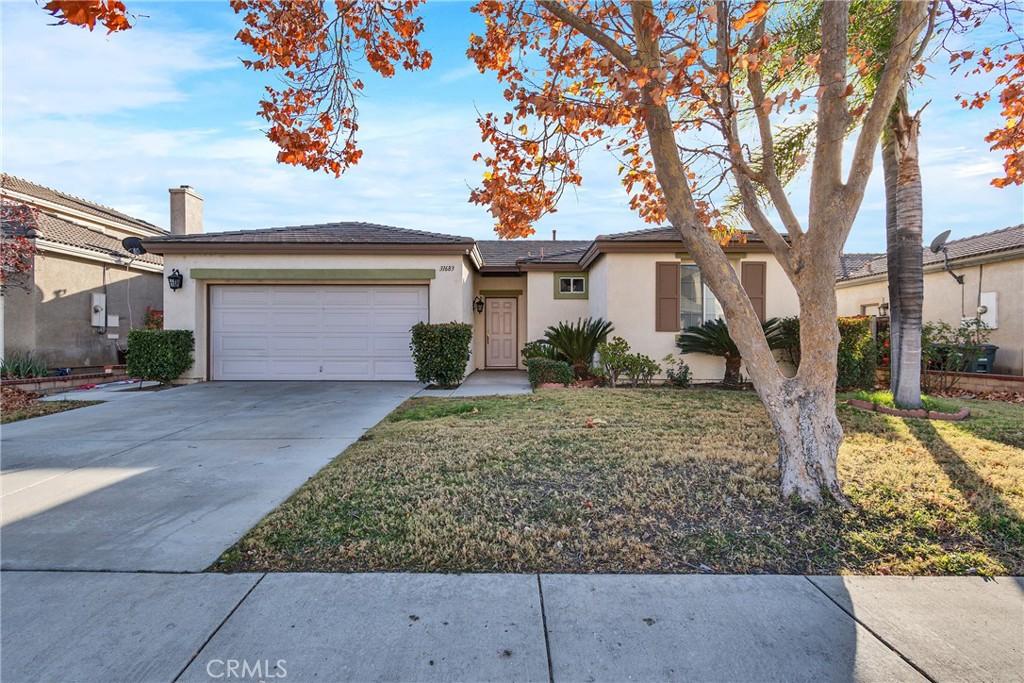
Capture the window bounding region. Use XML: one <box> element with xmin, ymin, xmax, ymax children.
<box><xmin>680</xmin><ymin>264</ymin><xmax>722</xmax><ymax>329</ymax></box>
<box><xmin>554</xmin><ymin>272</ymin><xmax>588</xmax><ymax>299</ymax></box>
<box><xmin>559</xmin><ymin>276</ymin><xmax>585</xmax><ymax>293</ymax></box>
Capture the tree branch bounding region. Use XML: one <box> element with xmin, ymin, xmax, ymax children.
<box><xmin>746</xmin><ymin>21</ymin><xmax>804</xmax><ymax>241</ymax></box>
<box><xmin>809</xmin><ymin>0</ymin><xmax>850</xmax><ymax>211</ymax></box>
<box><xmin>537</xmin><ymin>0</ymin><xmax>634</xmax><ymax>66</ymax></box>
<box><xmin>713</xmin><ymin>1</ymin><xmax>794</xmax><ymax>276</ymax></box>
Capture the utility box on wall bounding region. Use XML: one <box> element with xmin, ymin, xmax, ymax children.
<box><xmin>90</xmin><ymin>293</ymin><xmax>106</xmax><ymax>327</ymax></box>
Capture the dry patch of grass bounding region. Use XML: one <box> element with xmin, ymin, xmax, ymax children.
<box><xmin>1</xmin><ymin>395</ymin><xmax>101</xmax><ymax>424</ymax></box>
<box><xmin>215</xmin><ymin>388</ymin><xmax>1023</xmax><ymax>576</ymax></box>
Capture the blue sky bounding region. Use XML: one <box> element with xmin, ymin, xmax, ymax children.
<box><xmin>2</xmin><ymin>0</ymin><xmax>1020</xmax><ymax>251</ymax></box>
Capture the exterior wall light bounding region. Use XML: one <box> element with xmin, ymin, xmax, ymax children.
<box><xmin>167</xmin><ymin>269</ymin><xmax>184</xmax><ymax>291</ymax></box>
<box><xmin>473</xmin><ymin>296</ymin><xmax>485</xmax><ymax>314</ymax></box>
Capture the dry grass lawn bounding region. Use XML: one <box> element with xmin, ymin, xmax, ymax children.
<box><xmin>215</xmin><ymin>388</ymin><xmax>1023</xmax><ymax>575</ymax></box>
<box><xmin>1</xmin><ymin>399</ymin><xmax>101</xmax><ymax>424</ymax></box>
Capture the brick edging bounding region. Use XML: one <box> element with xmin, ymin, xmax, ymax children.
<box><xmin>846</xmin><ymin>399</ymin><xmax>970</xmax><ymax>421</ymax></box>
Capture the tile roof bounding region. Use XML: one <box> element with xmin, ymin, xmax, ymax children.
<box><xmin>144</xmin><ymin>221</ymin><xmax>475</xmax><ymax>245</ymax></box>
<box><xmin>477</xmin><ymin>239</ymin><xmax>591</xmax><ymax>268</ymax></box>
<box><xmin>1</xmin><ymin>174</ymin><xmax>165</xmax><ymax>234</ymax></box>
<box><xmin>1</xmin><ymin>207</ymin><xmax>163</xmax><ymax>265</ymax></box>
<box><xmin>836</xmin><ymin>252</ymin><xmax>882</xmax><ymax>279</ymax></box>
<box><xmin>838</xmin><ymin>224</ymin><xmax>1024</xmax><ymax>281</ymax></box>
<box><xmin>596</xmin><ymin>225</ymin><xmax>767</xmax><ymax>244</ymax></box>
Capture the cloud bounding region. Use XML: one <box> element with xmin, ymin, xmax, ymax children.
<box><xmin>2</xmin><ymin>9</ymin><xmax>234</xmax><ymax>118</ymax></box>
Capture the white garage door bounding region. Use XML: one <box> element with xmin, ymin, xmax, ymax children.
<box><xmin>210</xmin><ymin>285</ymin><xmax>428</xmax><ymax>380</ymax></box>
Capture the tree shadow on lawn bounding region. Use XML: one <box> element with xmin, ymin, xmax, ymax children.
<box><xmin>904</xmin><ymin>417</ymin><xmax>1024</xmax><ymax>560</ymax></box>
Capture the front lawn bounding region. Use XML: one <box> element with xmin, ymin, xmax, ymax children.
<box><xmin>216</xmin><ymin>388</ymin><xmax>1023</xmax><ymax>576</ymax></box>
<box><xmin>1</xmin><ymin>386</ymin><xmax>102</xmax><ymax>424</ymax></box>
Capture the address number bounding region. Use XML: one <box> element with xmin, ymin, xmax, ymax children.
<box><xmin>439</xmin><ymin>265</ymin><xmax>456</xmax><ymax>272</ymax></box>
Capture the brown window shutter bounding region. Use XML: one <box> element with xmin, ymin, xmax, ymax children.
<box><xmin>741</xmin><ymin>261</ymin><xmax>767</xmax><ymax>322</ymax></box>
<box><xmin>655</xmin><ymin>262</ymin><xmax>680</xmax><ymax>331</ymax></box>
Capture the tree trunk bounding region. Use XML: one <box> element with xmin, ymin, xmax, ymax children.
<box><xmin>885</xmin><ymin>90</ymin><xmax>925</xmax><ymax>408</ymax></box>
<box><xmin>723</xmin><ymin>355</ymin><xmax>742</xmax><ymax>386</ymax></box>
<box><xmin>767</xmin><ymin>378</ymin><xmax>845</xmax><ymax>503</ymax></box>
<box><xmin>882</xmin><ymin>123</ymin><xmax>902</xmax><ymax>385</ymax></box>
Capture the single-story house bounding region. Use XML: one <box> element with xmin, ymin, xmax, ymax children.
<box><xmin>142</xmin><ymin>203</ymin><xmax>799</xmax><ymax>383</ymax></box>
<box><xmin>836</xmin><ymin>224</ymin><xmax>1024</xmax><ymax>375</ymax></box>
<box><xmin>0</xmin><ymin>174</ymin><xmax>167</xmax><ymax>368</ymax></box>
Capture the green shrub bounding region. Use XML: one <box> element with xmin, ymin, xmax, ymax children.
<box><xmin>596</xmin><ymin>336</ymin><xmax>631</xmax><ymax>387</ymax></box>
<box><xmin>837</xmin><ymin>316</ymin><xmax>877</xmax><ymax>390</ymax></box>
<box><xmin>662</xmin><ymin>354</ymin><xmax>692</xmax><ymax>387</ymax></box>
<box><xmin>623</xmin><ymin>353</ymin><xmax>660</xmax><ymax>387</ymax></box>
<box><xmin>543</xmin><ymin>317</ymin><xmax>614</xmax><ymax>378</ymax></box>
<box><xmin>677</xmin><ymin>318</ymin><xmax>782</xmax><ymax>387</ymax></box>
<box><xmin>521</xmin><ymin>339</ymin><xmax>560</xmax><ymax>361</ymax></box>
<box><xmin>525</xmin><ymin>358</ymin><xmax>573</xmax><ymax>388</ymax></box>
<box><xmin>0</xmin><ymin>352</ymin><xmax>48</xmax><ymax>379</ymax></box>
<box><xmin>409</xmin><ymin>322</ymin><xmax>473</xmax><ymax>388</ymax></box>
<box><xmin>126</xmin><ymin>329</ymin><xmax>194</xmax><ymax>384</ymax></box>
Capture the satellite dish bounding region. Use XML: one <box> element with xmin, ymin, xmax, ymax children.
<box><xmin>929</xmin><ymin>229</ymin><xmax>951</xmax><ymax>254</ymax></box>
<box><xmin>121</xmin><ymin>236</ymin><xmax>147</xmax><ymax>255</ymax></box>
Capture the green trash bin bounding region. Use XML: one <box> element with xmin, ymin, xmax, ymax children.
<box><xmin>967</xmin><ymin>344</ymin><xmax>999</xmax><ymax>374</ymax></box>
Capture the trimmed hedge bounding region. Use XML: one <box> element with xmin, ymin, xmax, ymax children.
<box><xmin>525</xmin><ymin>358</ymin><xmax>573</xmax><ymax>388</ymax></box>
<box><xmin>837</xmin><ymin>316</ymin><xmax>877</xmax><ymax>390</ymax></box>
<box><xmin>126</xmin><ymin>329</ymin><xmax>194</xmax><ymax>384</ymax></box>
<box><xmin>410</xmin><ymin>322</ymin><xmax>473</xmax><ymax>388</ymax></box>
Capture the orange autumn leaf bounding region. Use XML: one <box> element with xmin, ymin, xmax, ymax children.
<box><xmin>732</xmin><ymin>1</ymin><xmax>769</xmax><ymax>31</ymax></box>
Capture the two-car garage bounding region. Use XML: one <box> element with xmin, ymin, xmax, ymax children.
<box><xmin>209</xmin><ymin>285</ymin><xmax>429</xmax><ymax>381</ymax></box>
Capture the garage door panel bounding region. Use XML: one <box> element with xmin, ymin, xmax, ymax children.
<box><xmin>211</xmin><ymin>285</ymin><xmax>428</xmax><ymax>380</ymax></box>
<box><xmin>218</xmin><ymin>334</ymin><xmax>269</xmax><ymax>354</ymax></box>
<box><xmin>375</xmin><ymin>311</ymin><xmax>424</xmax><ymax>332</ymax></box>
<box><xmin>322</xmin><ymin>311</ymin><xmax>373</xmax><ymax>329</ymax></box>
<box><xmin>321</xmin><ymin>288</ymin><xmax>373</xmax><ymax>305</ymax></box>
<box><xmin>219</xmin><ymin>310</ymin><xmax>272</xmax><ymax>329</ymax></box>
<box><xmin>216</xmin><ymin>288</ymin><xmax>270</xmax><ymax>306</ymax></box>
<box><xmin>321</xmin><ymin>335</ymin><xmax>373</xmax><ymax>354</ymax></box>
<box><xmin>269</xmin><ymin>310</ymin><xmax>324</xmax><ymax>331</ymax></box>
<box><xmin>269</xmin><ymin>335</ymin><xmax>326</xmax><ymax>355</ymax></box>
<box><xmin>373</xmin><ymin>288</ymin><xmax>428</xmax><ymax>307</ymax></box>
<box><xmin>320</xmin><ymin>360</ymin><xmax>374</xmax><ymax>379</ymax></box>
<box><xmin>372</xmin><ymin>335</ymin><xmax>413</xmax><ymax>354</ymax></box>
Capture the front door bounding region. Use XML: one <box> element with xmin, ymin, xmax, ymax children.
<box><xmin>485</xmin><ymin>298</ymin><xmax>517</xmax><ymax>368</ymax></box>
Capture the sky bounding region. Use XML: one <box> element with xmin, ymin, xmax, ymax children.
<box><xmin>2</xmin><ymin>0</ymin><xmax>1021</xmax><ymax>252</ymax></box>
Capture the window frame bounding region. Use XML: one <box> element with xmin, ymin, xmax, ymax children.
<box><xmin>553</xmin><ymin>272</ymin><xmax>588</xmax><ymax>299</ymax></box>
<box><xmin>678</xmin><ymin>263</ymin><xmax>722</xmax><ymax>329</ymax></box>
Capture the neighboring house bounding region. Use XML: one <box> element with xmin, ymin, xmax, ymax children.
<box><xmin>836</xmin><ymin>224</ymin><xmax>1024</xmax><ymax>375</ymax></box>
<box><xmin>0</xmin><ymin>175</ymin><xmax>172</xmax><ymax>368</ymax></box>
<box><xmin>142</xmin><ymin>215</ymin><xmax>799</xmax><ymax>383</ymax></box>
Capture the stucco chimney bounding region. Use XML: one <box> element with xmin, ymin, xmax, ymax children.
<box><xmin>552</xmin><ymin>229</ymin><xmax>557</xmax><ymax>240</ymax></box>
<box><xmin>169</xmin><ymin>185</ymin><xmax>203</xmax><ymax>235</ymax></box>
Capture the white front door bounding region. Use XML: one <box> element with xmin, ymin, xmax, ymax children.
<box><xmin>210</xmin><ymin>284</ymin><xmax>428</xmax><ymax>380</ymax></box>
<box><xmin>485</xmin><ymin>297</ymin><xmax>517</xmax><ymax>368</ymax></box>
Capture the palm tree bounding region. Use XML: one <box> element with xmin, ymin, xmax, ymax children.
<box><xmin>677</xmin><ymin>318</ymin><xmax>783</xmax><ymax>387</ymax></box>
<box><xmin>543</xmin><ymin>317</ymin><xmax>614</xmax><ymax>378</ymax></box>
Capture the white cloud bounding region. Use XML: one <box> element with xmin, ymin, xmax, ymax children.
<box><xmin>1</xmin><ymin>4</ymin><xmax>233</xmax><ymax>117</ymax></box>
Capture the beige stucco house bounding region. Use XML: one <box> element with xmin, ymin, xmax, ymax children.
<box><xmin>0</xmin><ymin>175</ymin><xmax>167</xmax><ymax>368</ymax></box>
<box><xmin>143</xmin><ymin>204</ymin><xmax>800</xmax><ymax>383</ymax></box>
<box><xmin>836</xmin><ymin>224</ymin><xmax>1024</xmax><ymax>375</ymax></box>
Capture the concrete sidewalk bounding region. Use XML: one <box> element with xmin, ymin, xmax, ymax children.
<box><xmin>2</xmin><ymin>572</ymin><xmax>1020</xmax><ymax>682</ymax></box>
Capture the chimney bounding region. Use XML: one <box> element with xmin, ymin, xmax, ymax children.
<box><xmin>169</xmin><ymin>185</ymin><xmax>203</xmax><ymax>235</ymax></box>
<box><xmin>552</xmin><ymin>229</ymin><xmax>557</xmax><ymax>241</ymax></box>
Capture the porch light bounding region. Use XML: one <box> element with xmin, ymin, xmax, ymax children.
<box><xmin>473</xmin><ymin>296</ymin><xmax>485</xmax><ymax>314</ymax></box>
<box><xmin>878</xmin><ymin>301</ymin><xmax>889</xmax><ymax>316</ymax></box>
<box><xmin>167</xmin><ymin>269</ymin><xmax>184</xmax><ymax>291</ymax></box>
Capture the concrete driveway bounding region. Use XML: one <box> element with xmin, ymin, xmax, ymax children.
<box><xmin>0</xmin><ymin>381</ymin><xmax>419</xmax><ymax>571</ymax></box>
